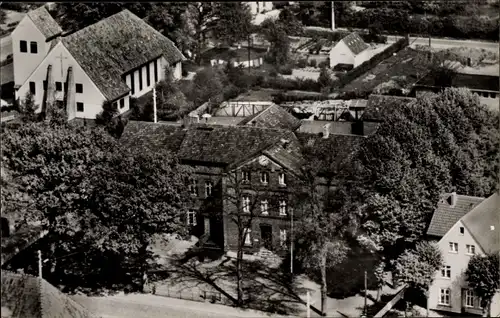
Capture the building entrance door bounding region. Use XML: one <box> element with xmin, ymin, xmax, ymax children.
<box><xmin>260</xmin><ymin>224</ymin><xmax>273</xmax><ymax>250</ymax></box>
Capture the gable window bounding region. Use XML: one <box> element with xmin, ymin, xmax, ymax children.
<box><xmin>187</xmin><ymin>210</ymin><xmax>197</xmax><ymax>226</ymax></box>
<box><xmin>449</xmin><ymin>242</ymin><xmax>458</xmax><ymax>253</ymax></box>
<box><xmin>205</xmin><ymin>181</ymin><xmax>213</xmax><ymax>197</ymax></box>
<box><xmin>76</xmin><ymin>102</ymin><xmax>84</xmax><ymax>112</ymax></box>
<box><xmin>20</xmin><ymin>40</ymin><xmax>27</xmax><ymax>53</ymax></box>
<box><xmin>242</xmin><ymin>171</ymin><xmax>250</xmax><ymax>182</ymax></box>
<box><xmin>459</xmin><ymin>226</ymin><xmax>464</xmax><ymax>235</ymax></box>
<box><xmin>278</xmin><ymin>173</ymin><xmax>286</xmax><ymax>186</ymax></box>
<box><xmin>154</xmin><ymin>59</ymin><xmax>159</xmax><ymax>83</ymax></box>
<box><xmin>439</xmin><ymin>288</ymin><xmax>450</xmax><ymax>306</ymax></box>
<box><xmin>29</xmin><ymin>82</ymin><xmax>36</xmax><ymax>95</ymax></box>
<box><xmin>279</xmin><ymin>200</ymin><xmax>287</xmax><ymax>216</ymax></box>
<box><xmin>242</xmin><ymin>196</ymin><xmax>250</xmax><ymax>213</ymax></box>
<box><xmin>76</xmin><ymin>83</ymin><xmax>83</xmax><ymax>93</ymax></box>
<box><xmin>130</xmin><ymin>72</ymin><xmax>135</xmax><ymax>95</ymax></box>
<box><xmin>146</xmin><ymin>63</ymin><xmax>151</xmax><ymax>87</ymax></box>
<box><xmin>30</xmin><ymin>41</ymin><xmax>38</xmax><ymax>54</ymax></box>
<box><xmin>280</xmin><ymin>229</ymin><xmax>287</xmax><ymax>247</ymax></box>
<box><xmin>138</xmin><ymin>66</ymin><xmax>143</xmax><ymax>91</ymax></box>
<box><xmin>441</xmin><ymin>265</ymin><xmax>451</xmax><ymax>278</ymax></box>
<box><xmin>466</xmin><ymin>244</ymin><xmax>475</xmax><ymax>255</ymax></box>
<box><xmin>244</xmin><ymin>228</ymin><xmax>252</xmax><ymax>246</ymax></box>
<box><xmin>55</xmin><ymin>81</ymin><xmax>62</xmax><ymax>91</ymax></box>
<box><xmin>260</xmin><ymin>200</ymin><xmax>268</xmax><ymax>215</ymax></box>
<box><xmin>120</xmin><ymin>98</ymin><xmax>125</xmax><ymax>109</ymax></box>
<box><xmin>189</xmin><ymin>179</ymin><xmax>198</xmax><ymax>196</ymax></box>
<box><xmin>260</xmin><ymin>171</ymin><xmax>269</xmax><ymax>184</ymax></box>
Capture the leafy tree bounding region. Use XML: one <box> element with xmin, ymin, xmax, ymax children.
<box><xmin>191</xmin><ymin>67</ymin><xmax>227</xmax><ymax>107</ymax></box>
<box><xmin>278</xmin><ymin>7</ymin><xmax>303</xmax><ymax>36</ymax></box>
<box><xmin>373</xmin><ymin>259</ymin><xmax>386</xmax><ymax>301</ymax></box>
<box><xmin>18</xmin><ymin>92</ymin><xmax>39</xmax><ymax>123</ymax></box>
<box><xmin>211</xmin><ymin>2</ymin><xmax>252</xmax><ymax>47</ymax></box>
<box><xmin>318</xmin><ymin>67</ymin><xmax>333</xmax><ymax>92</ymax></box>
<box><xmin>95</xmin><ymin>101</ymin><xmax>127</xmax><ymax>138</ymax></box>
<box><xmin>260</xmin><ymin>18</ymin><xmax>291</xmax><ymax>66</ymax></box>
<box><xmin>0</xmin><ymin>9</ymin><xmax>6</xmax><ymax>25</ymax></box>
<box><xmin>466</xmin><ymin>253</ymin><xmax>500</xmax><ymax>316</ymax></box>
<box><xmin>392</xmin><ymin>241</ymin><xmax>443</xmax><ymax>314</ymax></box>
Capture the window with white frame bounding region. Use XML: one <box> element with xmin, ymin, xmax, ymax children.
<box><xmin>278</xmin><ymin>172</ymin><xmax>286</xmax><ymax>185</ymax></box>
<box><xmin>441</xmin><ymin>265</ymin><xmax>451</xmax><ymax>278</ymax></box>
<box><xmin>205</xmin><ymin>181</ymin><xmax>213</xmax><ymax>197</ymax></box>
<box><xmin>242</xmin><ymin>171</ymin><xmax>250</xmax><ymax>182</ymax></box>
<box><xmin>260</xmin><ymin>200</ymin><xmax>268</xmax><ymax>215</ymax></box>
<box><xmin>187</xmin><ymin>210</ymin><xmax>196</xmax><ymax>226</ymax></box>
<box><xmin>189</xmin><ymin>179</ymin><xmax>197</xmax><ymax>196</ymax></box>
<box><xmin>466</xmin><ymin>244</ymin><xmax>475</xmax><ymax>255</ymax></box>
<box><xmin>280</xmin><ymin>229</ymin><xmax>287</xmax><ymax>247</ymax></box>
<box><xmin>242</xmin><ymin>196</ymin><xmax>250</xmax><ymax>213</ymax></box>
<box><xmin>244</xmin><ymin>228</ymin><xmax>252</xmax><ymax>246</ymax></box>
<box><xmin>465</xmin><ymin>289</ymin><xmax>475</xmax><ymax>308</ymax></box>
<box><xmin>439</xmin><ymin>288</ymin><xmax>451</xmax><ymax>306</ymax></box>
<box><xmin>279</xmin><ymin>200</ymin><xmax>287</xmax><ymax>216</ymax></box>
<box><xmin>260</xmin><ymin>171</ymin><xmax>269</xmax><ymax>184</ymax></box>
<box><xmin>449</xmin><ymin>242</ymin><xmax>458</xmax><ymax>253</ymax></box>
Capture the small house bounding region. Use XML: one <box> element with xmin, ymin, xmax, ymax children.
<box><xmin>329</xmin><ymin>32</ymin><xmax>370</xmax><ymax>69</ymax></box>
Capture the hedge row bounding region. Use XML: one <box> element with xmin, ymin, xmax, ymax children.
<box><xmin>260</xmin><ymin>76</ymin><xmax>322</xmax><ymax>92</ymax></box>
<box><xmin>338</xmin><ymin>36</ymin><xmax>410</xmax><ymax>87</ymax></box>
<box><xmin>341</xmin><ymin>8</ymin><xmax>499</xmax><ymax>41</ymax></box>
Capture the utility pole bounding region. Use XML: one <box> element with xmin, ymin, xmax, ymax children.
<box><xmin>153</xmin><ymin>87</ymin><xmax>157</xmax><ymax>123</ymax></box>
<box><xmin>38</xmin><ymin>249</ymin><xmax>43</xmax><ymax>279</ymax></box>
<box><xmin>307</xmin><ymin>291</ymin><xmax>311</xmax><ymax>318</ymax></box>
<box><xmin>290</xmin><ymin>207</ymin><xmax>294</xmax><ymax>274</ymax></box>
<box><xmin>331</xmin><ymin>1</ymin><xmax>335</xmax><ymax>31</ymax></box>
<box><xmin>247</xmin><ymin>34</ymin><xmax>252</xmax><ymax>73</ymax></box>
<box><xmin>364</xmin><ymin>270</ymin><xmax>367</xmax><ymax>316</ymax></box>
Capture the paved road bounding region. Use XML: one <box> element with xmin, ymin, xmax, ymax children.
<box><xmin>71</xmin><ymin>293</ymin><xmax>279</xmax><ymax>318</ymax></box>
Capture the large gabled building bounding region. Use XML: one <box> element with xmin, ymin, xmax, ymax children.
<box><xmin>12</xmin><ymin>9</ymin><xmax>185</xmax><ymax>121</ymax></box>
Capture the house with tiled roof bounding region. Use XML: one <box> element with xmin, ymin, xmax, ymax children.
<box><xmin>329</xmin><ymin>32</ymin><xmax>370</xmax><ymax>69</ymax></box>
<box><xmin>427</xmin><ymin>192</ymin><xmax>500</xmax><ymax>316</ymax></box>
<box><xmin>13</xmin><ymin>9</ymin><xmax>185</xmax><ymax>121</ymax></box>
<box><xmin>1</xmin><ymin>270</ymin><xmax>100</xmax><ymax>318</ymax></box>
<box><xmin>237</xmin><ymin>104</ymin><xmax>302</xmax><ymax>131</ymax></box>
<box><xmin>120</xmin><ymin>121</ymin><xmax>304</xmax><ymax>256</ymax></box>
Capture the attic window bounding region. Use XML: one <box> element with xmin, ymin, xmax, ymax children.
<box><xmin>30</xmin><ymin>41</ymin><xmax>38</xmax><ymax>54</ymax></box>
<box><xmin>459</xmin><ymin>227</ymin><xmax>464</xmax><ymax>235</ymax></box>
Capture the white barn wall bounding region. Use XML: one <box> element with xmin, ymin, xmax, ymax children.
<box><xmin>329</xmin><ymin>41</ymin><xmax>354</xmax><ymax>68</ymax></box>
<box><xmin>17</xmin><ymin>42</ymin><xmax>107</xmax><ymax>119</ymax></box>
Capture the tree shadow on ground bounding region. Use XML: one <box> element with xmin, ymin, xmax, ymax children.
<box><xmin>162</xmin><ymin>246</ymin><xmax>310</xmax><ymax>315</ymax></box>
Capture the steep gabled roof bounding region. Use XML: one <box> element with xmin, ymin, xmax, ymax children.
<box><xmin>340</xmin><ymin>32</ymin><xmax>369</xmax><ymax>56</ymax></box>
<box><xmin>362</xmin><ymin>95</ymin><xmax>416</xmax><ymax>122</ymax></box>
<box><xmin>27</xmin><ymin>6</ymin><xmax>63</xmax><ymax>39</ymax></box>
<box><xmin>61</xmin><ymin>9</ymin><xmax>185</xmax><ymax>101</ymax></box>
<box><xmin>1</xmin><ymin>270</ymin><xmax>100</xmax><ymax>318</ymax></box>
<box><xmin>461</xmin><ymin>193</ymin><xmax>499</xmax><ymax>254</ymax></box>
<box><xmin>238</xmin><ymin>104</ymin><xmax>302</xmax><ymax>131</ymax></box>
<box><xmin>426</xmin><ymin>193</ymin><xmax>484</xmax><ymax>238</ymax></box>
<box><xmin>119</xmin><ymin>121</ymin><xmax>186</xmax><ymax>154</ymax></box>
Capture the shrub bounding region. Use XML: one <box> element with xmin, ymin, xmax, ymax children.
<box><xmin>278</xmin><ymin>65</ymin><xmax>293</xmax><ymax>75</ymax></box>
<box><xmin>297</xmin><ymin>58</ymin><xmax>308</xmax><ymax>68</ymax></box>
<box><xmin>318</xmin><ymin>60</ymin><xmax>329</xmax><ymax>68</ymax></box>
<box><xmin>308</xmin><ymin>59</ymin><xmax>317</xmax><ymax>68</ymax></box>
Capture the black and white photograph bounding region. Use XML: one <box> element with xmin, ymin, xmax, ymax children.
<box><xmin>0</xmin><ymin>1</ymin><xmax>499</xmax><ymax>317</ymax></box>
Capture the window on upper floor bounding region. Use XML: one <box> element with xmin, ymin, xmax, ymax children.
<box><xmin>459</xmin><ymin>226</ymin><xmax>464</xmax><ymax>235</ymax></box>
<box><xmin>242</xmin><ymin>171</ymin><xmax>250</xmax><ymax>183</ymax></box>
<box><xmin>76</xmin><ymin>102</ymin><xmax>84</xmax><ymax>112</ymax></box>
<box><xmin>244</xmin><ymin>228</ymin><xmax>252</xmax><ymax>246</ymax></box>
<box><xmin>189</xmin><ymin>179</ymin><xmax>197</xmax><ymax>196</ymax></box>
<box><xmin>29</xmin><ymin>82</ymin><xmax>36</xmax><ymax>95</ymax></box>
<box><xmin>260</xmin><ymin>171</ymin><xmax>269</xmax><ymax>184</ymax></box>
<box><xmin>76</xmin><ymin>83</ymin><xmax>83</xmax><ymax>93</ymax></box>
<box><xmin>260</xmin><ymin>200</ymin><xmax>268</xmax><ymax>215</ymax></box>
<box><xmin>120</xmin><ymin>98</ymin><xmax>125</xmax><ymax>109</ymax></box>
<box><xmin>466</xmin><ymin>244</ymin><xmax>475</xmax><ymax>255</ymax></box>
<box><xmin>242</xmin><ymin>196</ymin><xmax>250</xmax><ymax>213</ymax></box>
<box><xmin>30</xmin><ymin>41</ymin><xmax>37</xmax><ymax>54</ymax></box>
<box><xmin>187</xmin><ymin>210</ymin><xmax>197</xmax><ymax>226</ymax></box>
<box><xmin>440</xmin><ymin>265</ymin><xmax>451</xmax><ymax>278</ymax></box>
<box><xmin>55</xmin><ymin>82</ymin><xmax>62</xmax><ymax>91</ymax></box>
<box><xmin>449</xmin><ymin>242</ymin><xmax>458</xmax><ymax>253</ymax></box>
<box><xmin>439</xmin><ymin>288</ymin><xmax>450</xmax><ymax>306</ymax></box>
<box><xmin>20</xmin><ymin>40</ymin><xmax>27</xmax><ymax>53</ymax></box>
<box><xmin>279</xmin><ymin>200</ymin><xmax>287</xmax><ymax>216</ymax></box>
<box><xmin>278</xmin><ymin>173</ymin><xmax>286</xmax><ymax>186</ymax></box>
<box><xmin>205</xmin><ymin>181</ymin><xmax>213</xmax><ymax>197</ymax></box>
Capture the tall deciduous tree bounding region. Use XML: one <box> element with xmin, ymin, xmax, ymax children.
<box><xmin>466</xmin><ymin>253</ymin><xmax>500</xmax><ymax>317</ymax></box>
<box><xmin>260</xmin><ymin>18</ymin><xmax>291</xmax><ymax>66</ymax></box>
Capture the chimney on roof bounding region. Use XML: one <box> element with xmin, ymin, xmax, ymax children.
<box><xmin>448</xmin><ymin>192</ymin><xmax>457</xmax><ymax>208</ymax></box>
<box><xmin>323</xmin><ymin>123</ymin><xmax>331</xmax><ymax>139</ymax></box>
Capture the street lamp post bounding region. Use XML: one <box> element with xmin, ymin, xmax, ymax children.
<box><xmin>290</xmin><ymin>207</ymin><xmax>294</xmax><ymax>274</ymax></box>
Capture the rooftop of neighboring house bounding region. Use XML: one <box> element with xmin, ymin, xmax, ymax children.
<box><xmin>426</xmin><ymin>192</ymin><xmax>485</xmax><ymax>238</ymax></box>
<box><xmin>460</xmin><ymin>193</ymin><xmax>499</xmax><ymax>254</ymax></box>
<box><xmin>361</xmin><ymin>94</ymin><xmax>416</xmax><ymax>122</ymax></box>
<box><xmin>238</xmin><ymin>104</ymin><xmax>302</xmax><ymax>131</ymax></box>
<box><xmin>60</xmin><ymin>9</ymin><xmax>185</xmax><ymax>101</ymax></box>
<box><xmin>340</xmin><ymin>32</ymin><xmax>369</xmax><ymax>56</ymax></box>
<box><xmin>1</xmin><ymin>270</ymin><xmax>100</xmax><ymax>318</ymax></box>
<box><xmin>26</xmin><ymin>6</ymin><xmax>62</xmax><ymax>39</ymax></box>
<box><xmin>415</xmin><ymin>72</ymin><xmax>500</xmax><ymax>92</ymax></box>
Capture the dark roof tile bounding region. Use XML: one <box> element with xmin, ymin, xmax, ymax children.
<box><xmin>238</xmin><ymin>104</ymin><xmax>301</xmax><ymax>131</ymax></box>
<box><xmin>27</xmin><ymin>6</ymin><xmax>63</xmax><ymax>39</ymax></box>
<box><xmin>341</xmin><ymin>32</ymin><xmax>369</xmax><ymax>56</ymax></box>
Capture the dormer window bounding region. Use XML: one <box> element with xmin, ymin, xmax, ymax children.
<box><xmin>260</xmin><ymin>171</ymin><xmax>269</xmax><ymax>184</ymax></box>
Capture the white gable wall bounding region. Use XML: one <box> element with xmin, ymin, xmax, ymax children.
<box><xmin>329</xmin><ymin>41</ymin><xmax>355</xmax><ymax>68</ymax></box>
<box><xmin>353</xmin><ymin>49</ymin><xmax>371</xmax><ymax>68</ymax></box>
<box><xmin>11</xmin><ymin>16</ymin><xmax>50</xmax><ymax>87</ymax></box>
<box><xmin>428</xmin><ymin>220</ymin><xmax>486</xmax><ymax>314</ymax></box>
<box><xmin>17</xmin><ymin>42</ymin><xmax>107</xmax><ymax>119</ymax></box>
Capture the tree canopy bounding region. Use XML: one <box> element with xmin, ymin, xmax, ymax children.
<box><xmin>466</xmin><ymin>253</ymin><xmax>500</xmax><ymax>313</ymax></box>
